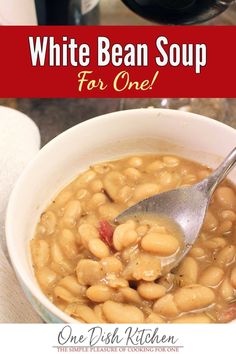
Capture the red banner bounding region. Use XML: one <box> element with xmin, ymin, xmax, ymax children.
<box><xmin>0</xmin><ymin>26</ymin><xmax>235</xmax><ymax>98</ymax></box>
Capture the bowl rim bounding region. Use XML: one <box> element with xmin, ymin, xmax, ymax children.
<box><xmin>5</xmin><ymin>108</ymin><xmax>236</xmax><ymax>323</ymax></box>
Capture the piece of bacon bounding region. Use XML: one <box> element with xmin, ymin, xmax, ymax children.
<box><xmin>218</xmin><ymin>304</ymin><xmax>236</xmax><ymax>323</ymax></box>
<box><xmin>98</xmin><ymin>220</ymin><xmax>114</xmax><ymax>248</ymax></box>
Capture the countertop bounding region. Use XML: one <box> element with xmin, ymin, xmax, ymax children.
<box><xmin>0</xmin><ymin>98</ymin><xmax>235</xmax><ymax>146</ymax></box>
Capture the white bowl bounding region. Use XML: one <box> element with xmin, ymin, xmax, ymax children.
<box><xmin>6</xmin><ymin>108</ymin><xmax>236</xmax><ymax>323</ymax></box>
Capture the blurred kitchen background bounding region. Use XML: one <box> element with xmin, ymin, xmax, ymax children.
<box><xmin>0</xmin><ymin>98</ymin><xmax>235</xmax><ymax>146</ymax></box>
<box><xmin>1</xmin><ymin>0</ymin><xmax>236</xmax><ymax>25</ymax></box>
<box><xmin>100</xmin><ymin>1</ymin><xmax>236</xmax><ymax>25</ymax></box>
<box><xmin>36</xmin><ymin>0</ymin><xmax>236</xmax><ymax>26</ymax></box>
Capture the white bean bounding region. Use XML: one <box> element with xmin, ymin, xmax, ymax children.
<box><xmin>113</xmin><ymin>222</ymin><xmax>138</xmax><ymax>251</ymax></box>
<box><xmin>58</xmin><ymin>229</ymin><xmax>78</xmax><ymax>259</ymax></box>
<box><xmin>78</xmin><ymin>223</ymin><xmax>99</xmax><ymax>247</ymax></box>
<box><xmin>174</xmin><ymin>285</ymin><xmax>215</xmax><ymax>312</ymax></box>
<box><xmin>230</xmin><ymin>267</ymin><xmax>236</xmax><ymax>288</ymax></box>
<box><xmin>163</xmin><ymin>156</ymin><xmax>180</xmax><ymax>167</ymax></box>
<box><xmin>76</xmin><ymin>259</ymin><xmax>104</xmax><ymax>286</ymax></box>
<box><xmin>137</xmin><ymin>282</ymin><xmax>166</xmax><ymax>300</ymax></box>
<box><xmin>146</xmin><ymin>160</ymin><xmax>165</xmax><ymax>173</ymax></box>
<box><xmin>86</xmin><ymin>285</ymin><xmax>114</xmax><ymax>302</ymax></box>
<box><xmin>215</xmin><ymin>186</ymin><xmax>236</xmax><ymax>210</ymax></box>
<box><xmin>219</xmin><ymin>279</ymin><xmax>234</xmax><ymax>301</ymax></box>
<box><xmin>72</xmin><ymin>305</ymin><xmax>100</xmax><ymax>323</ymax></box>
<box><xmin>58</xmin><ymin>275</ymin><xmax>86</xmax><ymax>297</ymax></box>
<box><xmin>103</xmin><ymin>301</ymin><xmax>144</xmax><ymax>323</ymax></box>
<box><xmin>100</xmin><ymin>256</ymin><xmax>123</xmax><ymax>274</ymax></box>
<box><xmin>36</xmin><ymin>267</ymin><xmax>58</xmax><ymax>290</ymax></box>
<box><xmin>103</xmin><ymin>171</ymin><xmax>126</xmax><ymax>201</ymax></box>
<box><xmin>124</xmin><ymin>167</ymin><xmax>142</xmax><ymax>181</ymax></box>
<box><xmin>177</xmin><ymin>257</ymin><xmax>199</xmax><ymax>285</ymax></box>
<box><xmin>145</xmin><ymin>313</ymin><xmax>165</xmax><ymax>323</ymax></box>
<box><xmin>198</xmin><ymin>266</ymin><xmax>224</xmax><ymax>287</ymax></box>
<box><xmin>153</xmin><ymin>294</ymin><xmax>179</xmax><ymax>317</ymax></box>
<box><xmin>31</xmin><ymin>239</ymin><xmax>50</xmax><ymax>269</ymax></box>
<box><xmin>41</xmin><ymin>211</ymin><xmax>57</xmax><ymax>235</ymax></box>
<box><xmin>122</xmin><ymin>253</ymin><xmax>161</xmax><ymax>281</ymax></box>
<box><xmin>203</xmin><ymin>210</ymin><xmax>218</xmax><ymax>232</ymax></box>
<box><xmin>63</xmin><ymin>200</ymin><xmax>81</xmax><ymax>227</ymax></box>
<box><xmin>128</xmin><ymin>157</ymin><xmax>143</xmax><ymax>168</ymax></box>
<box><xmin>88</xmin><ymin>238</ymin><xmax>110</xmax><ymax>259</ymax></box>
<box><xmin>141</xmin><ymin>232</ymin><xmax>179</xmax><ymax>256</ymax></box>
<box><xmin>172</xmin><ymin>314</ymin><xmax>212</xmax><ymax>323</ymax></box>
<box><xmin>216</xmin><ymin>245</ymin><xmax>236</xmax><ymax>267</ymax></box>
<box><xmin>119</xmin><ymin>287</ymin><xmax>142</xmax><ymax>304</ymax></box>
<box><xmin>133</xmin><ymin>183</ymin><xmax>160</xmax><ymax>201</ymax></box>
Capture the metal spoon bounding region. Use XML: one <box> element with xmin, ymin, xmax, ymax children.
<box><xmin>115</xmin><ymin>147</ymin><xmax>236</xmax><ymax>274</ymax></box>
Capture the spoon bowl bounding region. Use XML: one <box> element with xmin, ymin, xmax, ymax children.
<box><xmin>115</xmin><ymin>147</ymin><xmax>236</xmax><ymax>273</ymax></box>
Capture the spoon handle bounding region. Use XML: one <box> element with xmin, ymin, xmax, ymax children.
<box><xmin>205</xmin><ymin>147</ymin><xmax>236</xmax><ymax>195</ymax></box>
